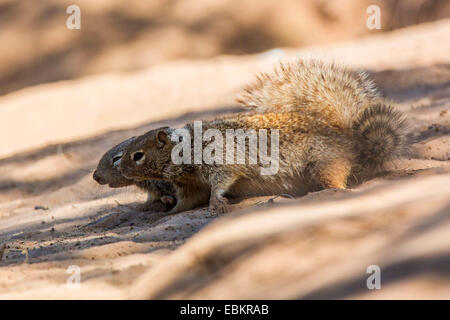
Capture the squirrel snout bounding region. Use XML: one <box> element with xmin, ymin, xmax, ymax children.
<box><xmin>93</xmin><ymin>170</ymin><xmax>105</xmax><ymax>184</ymax></box>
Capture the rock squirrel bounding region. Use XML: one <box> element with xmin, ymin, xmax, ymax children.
<box><xmin>118</xmin><ymin>59</ymin><xmax>407</xmax><ymax>214</ymax></box>
<box><xmin>93</xmin><ymin>136</ymin><xmax>176</xmax><ymax>212</ymax></box>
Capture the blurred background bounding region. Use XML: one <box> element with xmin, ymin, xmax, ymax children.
<box><xmin>1</xmin><ymin>0</ymin><xmax>449</xmax><ymax>96</ymax></box>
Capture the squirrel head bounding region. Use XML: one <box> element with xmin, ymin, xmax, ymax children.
<box><xmin>93</xmin><ymin>137</ymin><xmax>137</xmax><ymax>188</ymax></box>
<box><xmin>119</xmin><ymin>127</ymin><xmax>173</xmax><ymax>181</ymax></box>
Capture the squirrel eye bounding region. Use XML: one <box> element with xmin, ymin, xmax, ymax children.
<box><xmin>132</xmin><ymin>151</ymin><xmax>145</xmax><ymax>165</ymax></box>
<box><xmin>112</xmin><ymin>156</ymin><xmax>122</xmax><ymax>166</ymax></box>
<box><xmin>112</xmin><ymin>151</ymin><xmax>123</xmax><ymax>166</ymax></box>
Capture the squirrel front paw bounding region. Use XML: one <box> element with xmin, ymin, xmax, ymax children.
<box><xmin>208</xmin><ymin>197</ymin><xmax>230</xmax><ymax>215</ymax></box>
<box><xmin>136</xmin><ymin>195</ymin><xmax>176</xmax><ymax>212</ymax></box>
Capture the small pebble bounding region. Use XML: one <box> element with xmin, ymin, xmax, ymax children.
<box><xmin>34</xmin><ymin>206</ymin><xmax>49</xmax><ymax>211</ymax></box>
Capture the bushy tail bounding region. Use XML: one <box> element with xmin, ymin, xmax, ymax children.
<box><xmin>352</xmin><ymin>103</ymin><xmax>407</xmax><ymax>170</ymax></box>
<box><xmin>236</xmin><ymin>59</ymin><xmax>380</xmax><ymax>116</ymax></box>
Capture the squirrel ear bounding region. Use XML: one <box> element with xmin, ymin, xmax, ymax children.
<box><xmin>156</xmin><ymin>129</ymin><xmax>168</xmax><ymax>148</ymax></box>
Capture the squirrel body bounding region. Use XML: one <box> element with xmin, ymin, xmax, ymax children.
<box><xmin>116</xmin><ymin>59</ymin><xmax>406</xmax><ymax>214</ymax></box>
<box><xmin>93</xmin><ymin>137</ymin><xmax>176</xmax><ymax>212</ymax></box>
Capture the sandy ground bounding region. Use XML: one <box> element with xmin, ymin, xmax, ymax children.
<box><xmin>0</xmin><ymin>20</ymin><xmax>449</xmax><ymax>299</ymax></box>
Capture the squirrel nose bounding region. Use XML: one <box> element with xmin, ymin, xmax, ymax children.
<box><xmin>93</xmin><ymin>171</ymin><xmax>102</xmax><ymax>183</ymax></box>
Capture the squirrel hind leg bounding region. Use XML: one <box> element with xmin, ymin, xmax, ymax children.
<box><xmin>315</xmin><ymin>158</ymin><xmax>352</xmax><ymax>190</ymax></box>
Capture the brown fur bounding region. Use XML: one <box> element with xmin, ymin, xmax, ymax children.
<box><xmin>119</xmin><ymin>111</ymin><xmax>352</xmax><ymax>214</ymax></box>
<box><xmin>237</xmin><ymin>59</ymin><xmax>381</xmax><ymax>128</ymax></box>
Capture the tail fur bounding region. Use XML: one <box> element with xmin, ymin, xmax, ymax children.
<box><xmin>236</xmin><ymin>59</ymin><xmax>380</xmax><ymax>116</ymax></box>
<box><xmin>352</xmin><ymin>103</ymin><xmax>407</xmax><ymax>170</ymax></box>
